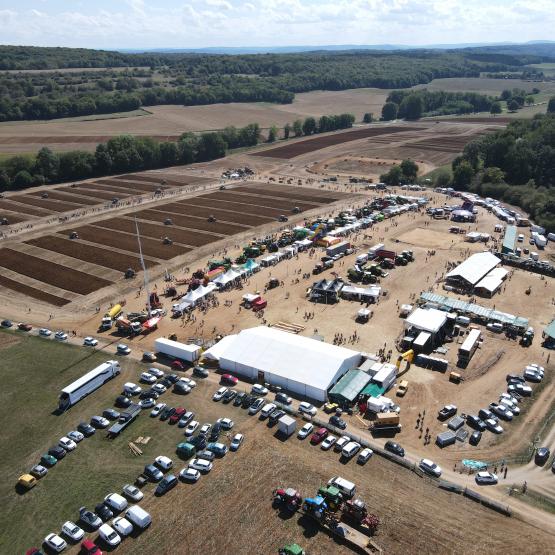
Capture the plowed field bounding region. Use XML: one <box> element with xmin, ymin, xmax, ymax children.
<box><xmin>0</xmin><ymin>274</ymin><xmax>70</xmax><ymax>306</ymax></box>
<box><xmin>27</xmin><ymin>191</ymin><xmax>100</xmax><ymax>205</ymax></box>
<box><xmin>94</xmin><ymin>179</ymin><xmax>168</xmax><ymax>192</ymax></box>
<box><xmin>0</xmin><ymin>248</ymin><xmax>112</xmax><ymax>294</ymax></box>
<box><xmin>206</xmin><ymin>191</ymin><xmax>320</xmax><ymax>211</ymax></box>
<box><xmin>64</xmin><ymin>225</ymin><xmax>190</xmax><ymax>260</ymax></box>
<box><xmin>56</xmin><ymin>187</ymin><xmax>133</xmax><ymax>201</ymax></box>
<box><xmin>26</xmin><ymin>236</ymin><xmax>157</xmax><ymax>272</ymax></box>
<box><xmin>0</xmin><ymin>213</ymin><xmax>28</xmax><ymax>224</ymax></box>
<box><xmin>185</xmin><ymin>197</ymin><xmax>289</xmax><ymax>219</ymax></box>
<box><xmin>166</xmin><ymin>201</ymin><xmax>273</xmax><ymax>226</ymax></box>
<box><xmin>114</xmin><ymin>173</ymin><xmax>211</xmax><ymax>186</ymax></box>
<box><xmin>94</xmin><ymin>218</ymin><xmax>222</xmax><ymax>246</ymax></box>
<box><xmin>252</xmin><ymin>126</ymin><xmax>419</xmax><ymax>158</ymax></box>
<box><xmin>233</xmin><ymin>184</ymin><xmax>340</xmax><ymax>202</ymax></box>
<box><xmin>0</xmin><ymin>200</ymin><xmax>51</xmax><ymax>216</ymax></box>
<box><xmin>8</xmin><ymin>195</ymin><xmax>85</xmax><ymax>212</ymax></box>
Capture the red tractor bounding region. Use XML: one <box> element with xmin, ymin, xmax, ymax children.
<box><xmin>272</xmin><ymin>488</ymin><xmax>302</xmax><ymax>513</ymax></box>
<box><xmin>342</xmin><ymin>499</ymin><xmax>380</xmax><ymax>534</ymax></box>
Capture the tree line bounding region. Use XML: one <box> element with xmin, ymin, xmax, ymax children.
<box><xmin>434</xmin><ymin>112</ymin><xmax>555</xmax><ymax>231</ymax></box>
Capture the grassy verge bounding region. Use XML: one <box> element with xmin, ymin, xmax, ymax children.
<box><xmin>510</xmin><ymin>487</ymin><xmax>555</xmax><ymax>515</ymax></box>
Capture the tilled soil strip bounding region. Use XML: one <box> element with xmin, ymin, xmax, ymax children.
<box><xmin>0</xmin><ymin>274</ymin><xmax>70</xmax><ymax>306</ymax></box>
<box><xmin>27</xmin><ymin>191</ymin><xmax>100</xmax><ymax>206</ymax></box>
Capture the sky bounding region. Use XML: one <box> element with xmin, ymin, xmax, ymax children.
<box><xmin>0</xmin><ymin>0</ymin><xmax>554</xmax><ymax>50</ymax></box>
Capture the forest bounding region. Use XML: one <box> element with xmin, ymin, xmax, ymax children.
<box><xmin>0</xmin><ymin>45</ymin><xmax>537</xmax><ymax>122</ymax></box>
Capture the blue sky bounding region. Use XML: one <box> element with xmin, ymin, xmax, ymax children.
<box><xmin>0</xmin><ymin>0</ymin><xmax>553</xmax><ymax>49</ymax></box>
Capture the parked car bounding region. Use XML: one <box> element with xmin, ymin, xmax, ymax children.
<box><xmin>143</xmin><ymin>464</ymin><xmax>164</xmax><ymax>482</ymax></box>
<box><xmin>174</xmin><ymin>381</ymin><xmax>191</xmax><ymax>394</ymax></box>
<box><xmin>535</xmin><ymin>447</ymin><xmax>551</xmax><ymax>466</ymax></box>
<box><xmin>209</xmin><ymin>422</ymin><xmax>221</xmax><ymax>441</ymax></box>
<box><xmin>478</xmin><ymin>408</ymin><xmax>494</xmax><ymax>421</ymax></box>
<box><xmin>30</xmin><ymin>464</ymin><xmax>48</xmax><ymax>479</ymax></box>
<box><xmin>485</xmin><ymin>418</ymin><xmax>504</xmax><ymax>434</ymax></box>
<box><xmin>169</xmin><ymin>408</ymin><xmax>186</xmax><ymax>424</ymax></box>
<box><xmin>142</xmin><ymin>351</ymin><xmax>157</xmax><ymax>362</ymax></box>
<box><xmin>251</xmin><ymin>384</ymin><xmax>269</xmax><ymax>396</ymax></box>
<box><xmin>213</xmin><ymin>387</ymin><xmax>228</xmax><ymax>401</ymax></box>
<box><xmin>329</xmin><ymin>415</ymin><xmax>347</xmax><ymax>430</ymax></box>
<box><xmin>39</xmin><ymin>328</ymin><xmax>52</xmax><ymax>337</ymax></box>
<box><xmin>342</xmin><ymin>441</ymin><xmax>361</xmax><ymax>459</ymax></box>
<box><xmin>67</xmin><ymin>430</ymin><xmax>84</xmax><ymax>443</ymax></box>
<box><xmin>193</xmin><ymin>366</ymin><xmax>209</xmax><ymax>378</ymax></box>
<box><xmin>524</xmin><ymin>369</ymin><xmax>543</xmax><ymax>383</ymax></box>
<box><xmin>357</xmin><ymin>448</ymin><xmax>373</xmax><ymax>464</ymax></box>
<box><xmin>221</xmin><ymin>373</ymin><xmax>238</xmax><ymax>386</ymax></box>
<box><xmin>499</xmin><ymin>398</ymin><xmax>521</xmax><ymax>415</ymax></box>
<box><xmin>217</xmin><ymin>417</ymin><xmax>234</xmax><ymax>430</ymax></box>
<box><xmin>438</xmin><ymin>405</ymin><xmax>457</xmax><ymax>420</ymax></box>
<box><xmin>184</xmin><ymin>420</ymin><xmax>199</xmax><ymax>436</ymax></box>
<box><xmin>170</xmin><ymin>360</ymin><xmax>185</xmax><ymax>371</ymax></box>
<box><xmin>40</xmin><ymin>453</ymin><xmax>57</xmax><ymax>467</ymax></box>
<box><xmin>112</xmin><ymin>516</ymin><xmax>133</xmax><ymax>537</ymax></box>
<box><xmin>140</xmin><ymin>372</ymin><xmax>157</xmax><ymax>384</ymax></box>
<box><xmin>104</xmin><ymin>493</ymin><xmax>128</xmax><ymax>512</ymax></box>
<box><xmin>116</xmin><ymin>344</ymin><xmax>131</xmax><ymax>355</ymax></box>
<box><xmin>1</xmin><ymin>319</ymin><xmax>13</xmax><ymax>328</ymax></box>
<box><xmin>334</xmin><ymin>435</ymin><xmax>351</xmax><ymax>452</ymax></box>
<box><xmin>469</xmin><ymin>431</ymin><xmax>482</xmax><ymax>445</ymax></box>
<box><xmin>269</xmin><ymin>409</ymin><xmax>286</xmax><ymax>424</ymax></box>
<box><xmin>508</xmin><ymin>383</ymin><xmax>532</xmax><ymax>396</ymax></box>
<box><xmin>123</xmin><ymin>382</ymin><xmax>141</xmax><ymax>396</ymax></box>
<box><xmin>90</xmin><ymin>416</ymin><xmax>110</xmax><ymax>429</ymax></box>
<box><xmin>155</xmin><ymin>455</ymin><xmax>173</xmax><ymax>471</ymax></box>
<box><xmin>18</xmin><ymin>323</ymin><xmax>32</xmax><ymax>332</ymax></box>
<box><xmin>139</xmin><ymin>397</ymin><xmax>156</xmax><ymax>409</ymax></box>
<box><xmin>43</xmin><ymin>533</ymin><xmax>67</xmax><ymax>553</ymax></box>
<box><xmin>275</xmin><ymin>392</ymin><xmax>292</xmax><ymax>405</ymax></box>
<box><xmin>61</xmin><ymin>521</ymin><xmax>84</xmax><ymax>542</ymax></box>
<box><xmin>122</xmin><ymin>483</ymin><xmax>144</xmax><ymax>502</ymax></box>
<box><xmin>180</xmin><ymin>467</ymin><xmax>201</xmax><ymax>482</ymax></box>
<box><xmin>81</xmin><ymin>539</ymin><xmax>102</xmax><ymax>555</ymax></box>
<box><xmin>298</xmin><ymin>402</ymin><xmax>317</xmax><ymax>416</ymax></box>
<box><xmin>419</xmin><ymin>458</ymin><xmax>442</xmax><ymax>477</ymax></box>
<box><xmin>48</xmin><ymin>446</ymin><xmax>66</xmax><ymax>460</ymax></box>
<box><xmin>77</xmin><ymin>422</ymin><xmax>95</xmax><ymax>437</ymax></box>
<box><xmin>115</xmin><ymin>395</ymin><xmax>132</xmax><ymax>408</ymax></box>
<box><xmin>55</xmin><ymin>331</ymin><xmax>68</xmax><ymax>341</ymax></box>
<box><xmin>78</xmin><ymin>507</ymin><xmax>102</xmax><ymax>530</ymax></box>
<box><xmin>242</xmin><ymin>394</ymin><xmax>256</xmax><ymax>408</ymax></box>
<box><xmin>178</xmin><ymin>411</ymin><xmax>195</xmax><ymax>428</ymax></box>
<box><xmin>310</xmin><ymin>428</ymin><xmax>329</xmax><ymax>445</ymax></box>
<box><xmin>230</xmin><ymin>433</ymin><xmax>244</xmax><ymax>451</ymax></box>
<box><xmin>298</xmin><ymin>423</ymin><xmax>314</xmax><ymax>439</ymax></box>
<box><xmin>95</xmin><ymin>503</ymin><xmax>113</xmax><ymax>521</ymax></box>
<box><xmin>321</xmin><ymin>435</ymin><xmax>337</xmax><ymax>450</ymax></box>
<box><xmin>83</xmin><ymin>337</ymin><xmax>98</xmax><ymax>347</ymax></box>
<box><xmin>159</xmin><ymin>407</ymin><xmax>175</xmax><ymax>421</ymax></box>
<box><xmin>102</xmin><ymin>408</ymin><xmax>120</xmax><ymax>420</ymax></box>
<box><xmin>189</xmin><ymin>458</ymin><xmax>213</xmax><ymax>472</ymax></box>
<box><xmin>222</xmin><ymin>389</ymin><xmax>237</xmax><ymax>403</ymax></box>
<box><xmin>150</xmin><ymin>403</ymin><xmax>166</xmax><ymax>417</ymax></box>
<box><xmin>466</xmin><ymin>415</ymin><xmax>486</xmax><ymax>431</ymax></box>
<box><xmin>475</xmin><ymin>471</ymin><xmax>498</xmax><ymax>485</ymax></box>
<box><xmin>98</xmin><ymin>523</ymin><xmax>121</xmax><ymax>547</ymax></box>
<box><xmin>189</xmin><ymin>434</ymin><xmax>208</xmax><ymax>450</ymax></box>
<box><xmin>489</xmin><ymin>403</ymin><xmax>513</xmax><ymax>421</ymax></box>
<box><xmin>59</xmin><ymin>436</ymin><xmax>76</xmax><ymax>451</ymax></box>
<box><xmin>147</xmin><ymin>367</ymin><xmax>164</xmax><ymax>378</ymax></box>
<box><xmin>155</xmin><ymin>474</ymin><xmax>178</xmax><ymax>495</ymax></box>
<box><xmin>199</xmin><ymin>423</ymin><xmax>212</xmax><ymax>435</ymax></box>
<box><xmin>248</xmin><ymin>398</ymin><xmax>265</xmax><ymax>415</ymax></box>
<box><xmin>384</xmin><ymin>441</ymin><xmax>405</xmax><ymax>457</ymax></box>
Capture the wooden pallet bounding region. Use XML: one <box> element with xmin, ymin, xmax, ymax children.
<box><xmin>271</xmin><ymin>321</ymin><xmax>306</xmax><ymax>334</ymax></box>
<box><xmin>128</xmin><ymin>442</ymin><xmax>143</xmax><ymax>456</ymax></box>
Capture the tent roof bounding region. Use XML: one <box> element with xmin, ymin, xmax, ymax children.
<box><xmin>329</xmin><ymin>369</ymin><xmax>371</xmax><ymax>402</ymax></box>
<box><xmin>446</xmin><ymin>252</ymin><xmax>501</xmax><ymax>286</ymax></box>
<box><xmin>405</xmin><ymin>307</ymin><xmax>447</xmax><ymax>333</ymax></box>
<box><xmin>361</xmin><ymin>383</ymin><xmax>385</xmax><ymax>398</ymax></box>
<box><xmin>202</xmin><ymin>334</ymin><xmax>238</xmax><ymax>361</ymax></box>
<box><xmin>218</xmin><ymin>327</ymin><xmax>361</xmax><ymax>391</ymax></box>
<box><xmin>544</xmin><ymin>319</ymin><xmax>555</xmax><ymax>340</ymax></box>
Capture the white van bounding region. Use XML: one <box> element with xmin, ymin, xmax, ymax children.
<box><xmin>455</xmin><ymin>316</ymin><xmax>470</xmax><ymax>327</ymax></box>
<box><xmin>328</xmin><ymin>476</ymin><xmax>356</xmax><ymax>499</ymax></box>
<box><xmin>260</xmin><ymin>403</ymin><xmax>276</xmax><ymax>419</ymax></box>
<box><xmin>356</xmin><ymin>254</ymin><xmax>368</xmax><ymax>265</ymax></box>
<box><xmin>104</xmin><ymin>493</ymin><xmax>128</xmax><ymax>512</ymax></box>
<box><xmin>125</xmin><ymin>505</ymin><xmax>152</xmax><ymax>529</ymax></box>
<box><xmin>341</xmin><ymin>442</ymin><xmax>361</xmax><ymax>459</ymax></box>
<box><xmin>530</xmin><ymin>252</ymin><xmax>539</xmax><ymax>261</ymax></box>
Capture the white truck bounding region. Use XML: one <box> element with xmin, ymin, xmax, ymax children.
<box><xmin>154</xmin><ymin>337</ymin><xmax>201</xmax><ymax>363</ymax></box>
<box><xmin>277</xmin><ymin>415</ymin><xmax>296</xmax><ymax>437</ymax></box>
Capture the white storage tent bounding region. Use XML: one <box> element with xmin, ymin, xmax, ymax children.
<box><xmin>216</xmin><ymin>327</ymin><xmax>362</xmax><ymax>401</ymax></box>
<box><xmin>445</xmin><ymin>252</ymin><xmax>500</xmax><ymax>287</ymax></box>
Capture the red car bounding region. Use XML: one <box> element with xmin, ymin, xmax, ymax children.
<box><xmin>252</xmin><ymin>298</ymin><xmax>267</xmax><ymax>312</ymax></box>
<box><xmin>169</xmin><ymin>407</ymin><xmax>186</xmax><ymax>424</ymax></box>
<box><xmin>18</xmin><ymin>323</ymin><xmax>32</xmax><ymax>331</ymax></box>
<box><xmin>310</xmin><ymin>428</ymin><xmax>329</xmax><ymax>445</ymax></box>
<box><xmin>81</xmin><ymin>539</ymin><xmax>103</xmax><ymax>554</ymax></box>
<box><xmin>221</xmin><ymin>373</ymin><xmax>238</xmax><ymax>386</ymax></box>
<box><xmin>171</xmin><ymin>360</ymin><xmax>185</xmax><ymax>371</ymax></box>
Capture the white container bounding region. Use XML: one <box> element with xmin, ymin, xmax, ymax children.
<box><xmin>125</xmin><ymin>505</ymin><xmax>151</xmax><ymax>529</ymax></box>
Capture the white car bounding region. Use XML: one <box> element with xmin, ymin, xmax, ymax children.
<box><xmin>200</xmin><ymin>423</ymin><xmax>212</xmax><ymax>435</ymax></box>
<box><xmin>112</xmin><ymin>516</ymin><xmax>133</xmax><ymax>537</ymax></box>
<box><xmin>475</xmin><ymin>471</ymin><xmax>498</xmax><ymax>485</ymax></box>
<box><xmin>499</xmin><ymin>398</ymin><xmax>520</xmax><ymax>415</ymax></box>
<box><xmin>189</xmin><ymin>458</ymin><xmax>213</xmax><ymax>472</ymax></box>
<box><xmin>99</xmin><ymin>523</ymin><xmax>121</xmax><ymax>547</ymax></box>
<box><xmin>59</xmin><ymin>436</ymin><xmax>77</xmax><ymax>451</ymax></box>
<box><xmin>152</xmin><ymin>383</ymin><xmax>167</xmax><ymax>394</ymax></box>
<box><xmin>61</xmin><ymin>521</ymin><xmax>84</xmax><ymax>541</ymax></box>
<box><xmin>321</xmin><ymin>435</ymin><xmax>337</xmax><ymax>450</ymax></box>
<box><xmin>150</xmin><ymin>403</ymin><xmax>167</xmax><ymax>417</ymax></box>
<box><xmin>213</xmin><ymin>387</ymin><xmax>228</xmax><ymax>401</ymax></box>
<box><xmin>67</xmin><ymin>431</ymin><xmax>84</xmax><ymax>443</ymax></box>
<box><xmin>334</xmin><ymin>435</ymin><xmax>351</xmax><ymax>452</ymax></box>
<box><xmin>419</xmin><ymin>458</ymin><xmax>442</xmax><ymax>477</ymax></box>
<box><xmin>44</xmin><ymin>533</ymin><xmax>67</xmax><ymax>553</ymax></box>
<box><xmin>83</xmin><ymin>336</ymin><xmax>98</xmax><ymax>347</ymax></box>
<box><xmin>155</xmin><ymin>455</ymin><xmax>173</xmax><ymax>471</ymax></box>
<box><xmin>123</xmin><ymin>382</ymin><xmax>141</xmax><ymax>396</ymax></box>
<box><xmin>179</xmin><ymin>377</ymin><xmax>196</xmax><ymax>388</ymax></box>
<box><xmin>180</xmin><ymin>467</ymin><xmax>200</xmax><ymax>482</ymax></box>
<box><xmin>185</xmin><ymin>420</ymin><xmax>199</xmax><ymax>436</ymax></box>
<box><xmin>216</xmin><ymin>417</ymin><xmax>234</xmax><ymax>430</ymax></box>
<box><xmin>148</xmin><ymin>367</ymin><xmax>164</xmax><ymax>378</ymax></box>
<box><xmin>39</xmin><ymin>328</ymin><xmax>52</xmax><ymax>337</ymax></box>
<box><xmin>117</xmin><ymin>343</ymin><xmax>131</xmax><ymax>355</ymax></box>
<box><xmin>139</xmin><ymin>397</ymin><xmax>156</xmax><ymax>409</ymax></box>
<box><xmin>230</xmin><ymin>433</ymin><xmax>244</xmax><ymax>451</ymax></box>
<box><xmin>499</xmin><ymin>392</ymin><xmax>520</xmax><ymax>404</ymax></box>
<box><xmin>104</xmin><ymin>492</ymin><xmax>128</xmax><ymax>512</ymax></box>
<box><xmin>140</xmin><ymin>372</ymin><xmax>157</xmax><ymax>384</ymax></box>
<box><xmin>299</xmin><ymin>402</ymin><xmax>317</xmax><ymax>416</ymax></box>
<box><xmin>358</xmin><ymin>448</ymin><xmax>373</xmax><ymax>464</ymax></box>
<box><xmin>122</xmin><ymin>483</ymin><xmax>144</xmax><ymax>502</ymax></box>
<box><xmin>55</xmin><ymin>331</ymin><xmax>68</xmax><ymax>341</ymax></box>
<box><xmin>485</xmin><ymin>418</ymin><xmax>504</xmax><ymax>434</ymax></box>
<box><xmin>298</xmin><ymin>423</ymin><xmax>314</xmax><ymax>439</ymax></box>
<box><xmin>251</xmin><ymin>384</ymin><xmax>269</xmax><ymax>396</ymax></box>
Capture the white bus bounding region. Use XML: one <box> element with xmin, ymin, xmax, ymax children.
<box><xmin>59</xmin><ymin>360</ymin><xmax>120</xmax><ymax>411</ymax></box>
<box><xmin>458</xmin><ymin>329</ymin><xmax>481</xmax><ymax>363</ymax></box>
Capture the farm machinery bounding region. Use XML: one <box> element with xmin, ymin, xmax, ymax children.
<box><xmin>272</xmin><ymin>488</ymin><xmax>302</xmax><ymax>512</ymax></box>
<box><xmin>208</xmin><ymin>257</ymin><xmax>232</xmax><ymax>271</ymax></box>
<box><xmin>278</xmin><ymin>545</ymin><xmax>304</xmax><ymax>555</ymax></box>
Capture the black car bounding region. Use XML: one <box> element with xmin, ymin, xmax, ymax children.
<box><xmin>329</xmin><ymin>415</ymin><xmax>347</xmax><ymax>430</ymax></box>
<box><xmin>102</xmin><ymin>408</ymin><xmax>120</xmax><ymax>420</ymax></box>
<box><xmin>78</xmin><ymin>507</ymin><xmax>102</xmax><ymax>530</ymax></box>
<box><xmin>48</xmin><ymin>446</ymin><xmax>66</xmax><ymax>460</ymax></box>
<box><xmin>166</xmin><ymin>374</ymin><xmax>179</xmax><ymax>384</ymax></box>
<box><xmin>469</xmin><ymin>431</ymin><xmax>482</xmax><ymax>445</ymax></box>
<box><xmin>466</xmin><ymin>415</ymin><xmax>486</xmax><ymax>431</ymax></box>
<box><xmin>506</xmin><ymin>374</ymin><xmax>525</xmax><ymax>383</ymax></box>
<box><xmin>115</xmin><ymin>395</ymin><xmax>132</xmax><ymax>408</ymax></box>
<box><xmin>478</xmin><ymin>408</ymin><xmax>494</xmax><ymax>421</ymax></box>
<box><xmin>155</xmin><ymin>474</ymin><xmax>178</xmax><ymax>495</ymax></box>
<box><xmin>77</xmin><ymin>422</ymin><xmax>96</xmax><ymax>437</ymax></box>
<box><xmin>222</xmin><ymin>389</ymin><xmax>237</xmax><ymax>404</ymax></box>
<box><xmin>234</xmin><ymin>392</ymin><xmax>247</xmax><ymax>406</ymax></box>
<box><xmin>95</xmin><ymin>503</ymin><xmax>113</xmax><ymax>521</ymax></box>
<box><xmin>196</xmin><ymin>449</ymin><xmax>216</xmax><ymax>462</ymax></box>
<box><xmin>384</xmin><ymin>441</ymin><xmax>405</xmax><ymax>457</ymax></box>
<box><xmin>159</xmin><ymin>407</ymin><xmax>175</xmax><ymax>421</ymax></box>
<box><xmin>189</xmin><ymin>434</ymin><xmax>208</xmax><ymax>450</ymax></box>
<box><xmin>275</xmin><ymin>392</ymin><xmax>292</xmax><ymax>405</ymax></box>
<box><xmin>193</xmin><ymin>366</ymin><xmax>209</xmax><ymax>378</ymax></box>
<box><xmin>242</xmin><ymin>394</ymin><xmax>256</xmax><ymax>408</ymax></box>
<box><xmin>535</xmin><ymin>447</ymin><xmax>551</xmax><ymax>466</ymax></box>
<box><xmin>209</xmin><ymin>423</ymin><xmax>221</xmax><ymax>442</ymax></box>
<box><xmin>160</xmin><ymin>378</ymin><xmax>173</xmax><ymax>389</ymax></box>
<box><xmin>140</xmin><ymin>389</ymin><xmax>159</xmax><ymax>400</ymax></box>
<box><xmin>269</xmin><ymin>409</ymin><xmax>286</xmax><ymax>424</ymax></box>
<box><xmin>438</xmin><ymin>405</ymin><xmax>457</xmax><ymax>420</ymax></box>
<box><xmin>1</xmin><ymin>319</ymin><xmax>12</xmax><ymax>328</ymax></box>
<box><xmin>144</xmin><ymin>464</ymin><xmax>164</xmax><ymax>482</ymax></box>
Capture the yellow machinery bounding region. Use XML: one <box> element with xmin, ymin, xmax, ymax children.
<box><xmin>396</xmin><ymin>349</ymin><xmax>414</xmax><ymax>372</ymax></box>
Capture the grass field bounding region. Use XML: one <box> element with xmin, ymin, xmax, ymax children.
<box><xmin>2</xmin><ymin>330</ymin><xmax>555</xmax><ymax>554</ymax></box>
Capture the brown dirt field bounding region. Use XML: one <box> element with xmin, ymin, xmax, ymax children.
<box><xmin>114</xmin><ymin>173</ymin><xmax>209</xmax><ymax>187</ymax></box>
<box><xmin>234</xmin><ymin>183</ymin><xmax>341</xmax><ymax>202</ymax></box>
<box><xmin>165</xmin><ymin>201</ymin><xmax>272</xmax><ymax>226</ymax></box>
<box><xmin>209</xmin><ymin>191</ymin><xmax>321</xmax><ymax>210</ymax></box>
<box><xmin>27</xmin><ymin>190</ymin><xmax>100</xmax><ymax>206</ymax></box>
<box><xmin>185</xmin><ymin>196</ymin><xmax>294</xmax><ymax>219</ymax></box>
<box><xmin>0</xmin><ymin>248</ymin><xmax>111</xmax><ymax>295</ymax></box>
<box><xmin>0</xmin><ymin>274</ymin><xmax>70</xmax><ymax>306</ymax></box>
<box><xmin>252</xmin><ymin>126</ymin><xmax>420</xmax><ymax>159</ymax></box>
<box><xmin>95</xmin><ymin>217</ymin><xmax>222</xmax><ymax>247</ymax></box>
<box><xmin>94</xmin><ymin>179</ymin><xmax>170</xmax><ymax>192</ymax></box>
<box><xmin>7</xmin><ymin>195</ymin><xmax>86</xmax><ymax>212</ymax></box>
<box><xmin>328</xmin><ymin>157</ymin><xmax>396</xmax><ymax>174</ymax></box>
<box><xmin>65</xmin><ymin>225</ymin><xmax>191</xmax><ymax>260</ymax></box>
<box><xmin>134</xmin><ymin>209</ymin><xmax>248</xmax><ymax>235</ymax></box>
<box><xmin>26</xmin><ymin>235</ymin><xmax>157</xmax><ymax>272</ymax></box>
<box><xmin>0</xmin><ymin>212</ymin><xmax>28</xmax><ymax>224</ymax></box>
<box><xmin>0</xmin><ymin>199</ymin><xmax>51</xmax><ymax>217</ymax></box>
<box><xmin>56</xmin><ymin>186</ymin><xmax>133</xmax><ymax>201</ymax></box>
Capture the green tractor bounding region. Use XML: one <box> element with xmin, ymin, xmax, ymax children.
<box><xmin>317</xmin><ymin>485</ymin><xmax>344</xmax><ymax>510</ymax></box>
<box><xmin>243</xmin><ymin>246</ymin><xmax>261</xmax><ymax>258</ymax></box>
<box><xmin>348</xmin><ymin>267</ymin><xmax>363</xmax><ymax>282</ymax></box>
<box><xmin>279</xmin><ymin>544</ymin><xmax>305</xmax><ymax>555</ymax></box>
<box><xmin>208</xmin><ymin>257</ymin><xmax>232</xmax><ymax>271</ymax></box>
<box><xmin>361</xmin><ymin>272</ymin><xmax>378</xmax><ymax>284</ymax></box>
<box><xmin>235</xmin><ymin>253</ymin><xmax>247</xmax><ymax>264</ymax></box>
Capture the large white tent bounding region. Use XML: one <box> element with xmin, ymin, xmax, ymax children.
<box><xmin>445</xmin><ymin>252</ymin><xmax>501</xmax><ymax>287</ymax></box>
<box><xmin>405</xmin><ymin>307</ymin><xmax>447</xmax><ymax>334</ymax></box>
<box><xmin>215</xmin><ymin>326</ymin><xmax>362</xmax><ymax>401</ymax></box>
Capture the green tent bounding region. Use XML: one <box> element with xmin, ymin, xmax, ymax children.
<box><xmin>329</xmin><ymin>369</ymin><xmax>371</xmax><ymax>404</ymax></box>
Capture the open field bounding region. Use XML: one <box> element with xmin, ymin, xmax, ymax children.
<box><xmin>1</xmin><ymin>333</ymin><xmax>553</xmax><ymax>555</ymax></box>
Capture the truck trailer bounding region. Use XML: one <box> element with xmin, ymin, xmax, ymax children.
<box><xmin>100</xmin><ymin>304</ymin><xmax>123</xmax><ymax>330</ymax></box>
<box><xmin>326</xmin><ymin>241</ymin><xmax>350</xmax><ymax>257</ymax></box>
<box><xmin>154</xmin><ymin>337</ymin><xmax>201</xmax><ymax>363</ymax></box>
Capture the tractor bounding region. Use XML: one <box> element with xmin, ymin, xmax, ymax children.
<box><xmin>272</xmin><ymin>488</ymin><xmax>302</xmax><ymax>513</ymax></box>
<box><xmin>124</xmin><ymin>268</ymin><xmax>136</xmax><ymax>279</ymax></box>
<box><xmin>317</xmin><ymin>485</ymin><xmax>343</xmax><ymax>510</ymax></box>
<box><xmin>342</xmin><ymin>499</ymin><xmax>380</xmax><ymax>534</ymax></box>
<box><xmin>149</xmin><ymin>292</ymin><xmax>162</xmax><ymax>309</ymax></box>
<box><xmin>208</xmin><ymin>257</ymin><xmax>232</xmax><ymax>271</ymax></box>
<box><xmin>278</xmin><ymin>544</ymin><xmax>304</xmax><ymax>555</ymax></box>
<box><xmin>302</xmin><ymin>496</ymin><xmax>328</xmax><ymax>520</ymax></box>
<box><xmin>163</xmin><ymin>236</ymin><xmax>173</xmax><ymax>245</ymax></box>
<box><xmin>69</xmin><ymin>231</ymin><xmax>79</xmax><ymax>239</ymax></box>
<box><xmin>267</xmin><ymin>278</ymin><xmax>280</xmax><ymax>290</ymax></box>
